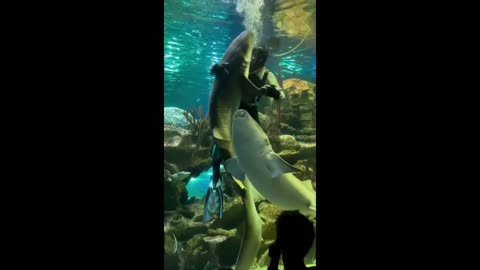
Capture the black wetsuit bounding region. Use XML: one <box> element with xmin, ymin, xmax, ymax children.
<box><xmin>239</xmin><ymin>69</ymin><xmax>281</xmax><ymax>124</ymax></box>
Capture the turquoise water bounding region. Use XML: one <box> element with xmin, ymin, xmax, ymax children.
<box><xmin>186</xmin><ymin>167</ymin><xmax>213</xmax><ymax>200</ymax></box>
<box><xmin>186</xmin><ymin>164</ymin><xmax>226</xmax><ymax>199</ymax></box>
<box><xmin>164</xmin><ymin>0</ymin><xmax>316</xmax><ymax>111</ymax></box>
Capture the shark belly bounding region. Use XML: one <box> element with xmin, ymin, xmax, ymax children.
<box><xmin>236</xmin><ymin>147</ymin><xmax>316</xmax><ymax>216</ymax></box>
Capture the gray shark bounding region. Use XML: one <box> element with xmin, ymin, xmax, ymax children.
<box><xmin>203</xmin><ymin>30</ymin><xmax>265</xmax><ymax>222</ymax></box>
<box><xmin>235</xmin><ymin>177</ymin><xmax>263</xmax><ymax>270</ymax></box>
<box><xmin>226</xmin><ymin>109</ymin><xmax>316</xmax><ymax>218</ymax></box>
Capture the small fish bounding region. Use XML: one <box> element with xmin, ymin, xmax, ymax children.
<box><xmin>195</xmin><ymin>98</ymin><xmax>200</xmax><ymax>102</ymax></box>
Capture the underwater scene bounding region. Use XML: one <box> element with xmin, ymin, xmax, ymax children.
<box><xmin>164</xmin><ymin>0</ymin><xmax>316</xmax><ymax>269</ymax></box>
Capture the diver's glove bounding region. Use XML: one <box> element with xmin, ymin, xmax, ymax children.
<box><xmin>260</xmin><ymin>85</ymin><xmax>281</xmax><ymax>100</ymax></box>
<box><xmin>267</xmin><ymin>241</ymin><xmax>281</xmax><ymax>270</ymax></box>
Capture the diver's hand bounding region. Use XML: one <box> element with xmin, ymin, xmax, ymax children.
<box><xmin>273</xmin><ymin>88</ymin><xmax>285</xmax><ymax>100</ymax></box>
<box><xmin>259</xmin><ymin>84</ymin><xmax>272</xmax><ymax>94</ymax></box>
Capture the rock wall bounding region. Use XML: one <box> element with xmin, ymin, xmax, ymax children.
<box><xmin>164</xmin><ymin>125</ymin><xmax>211</xmax><ymax>175</ymax></box>
<box><xmin>164</xmin><ymin>107</ymin><xmax>193</xmax><ymax>129</ymax></box>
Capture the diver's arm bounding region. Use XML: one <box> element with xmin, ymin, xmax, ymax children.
<box><xmin>243</xmin><ymin>76</ymin><xmax>269</xmax><ymax>97</ymax></box>
<box><xmin>266</xmin><ymin>71</ymin><xmax>281</xmax><ymax>89</ymax></box>
<box><xmin>263</xmin><ymin>72</ymin><xmax>285</xmax><ymax>100</ymax></box>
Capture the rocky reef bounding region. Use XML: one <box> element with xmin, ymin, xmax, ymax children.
<box><xmin>163</xmin><ymin>192</ymin><xmax>316</xmax><ymax>270</ymax></box>
<box><xmin>164</xmin><ymin>105</ymin><xmax>212</xmax><ymax>177</ymax></box>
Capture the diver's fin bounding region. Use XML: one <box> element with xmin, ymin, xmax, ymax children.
<box><xmin>210</xmin><ymin>63</ymin><xmax>230</xmax><ymax>77</ymax></box>
<box><xmin>203</xmin><ymin>176</ymin><xmax>224</xmax><ymax>222</ymax></box>
<box><xmin>267</xmin><ymin>152</ymin><xmax>302</xmax><ymax>178</ymax></box>
<box><xmin>224</xmin><ymin>157</ymin><xmax>245</xmax><ymax>181</ymax></box>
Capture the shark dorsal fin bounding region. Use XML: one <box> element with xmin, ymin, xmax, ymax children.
<box><xmin>267</xmin><ymin>152</ymin><xmax>302</xmax><ymax>178</ymax></box>
<box><xmin>210</xmin><ymin>63</ymin><xmax>230</xmax><ymax>77</ymax></box>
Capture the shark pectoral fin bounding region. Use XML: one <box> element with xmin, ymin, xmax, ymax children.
<box><xmin>267</xmin><ymin>153</ymin><xmax>303</xmax><ymax>178</ymax></box>
<box><xmin>213</xmin><ymin>128</ymin><xmax>229</xmax><ymax>141</ymax></box>
<box><xmin>232</xmin><ymin>177</ymin><xmax>246</xmax><ymax>190</ymax></box>
<box><xmin>250</xmin><ymin>184</ymin><xmax>265</xmax><ymax>201</ymax></box>
<box><xmin>224</xmin><ymin>157</ymin><xmax>245</xmax><ymax>181</ymax></box>
<box><xmin>210</xmin><ymin>63</ymin><xmax>230</xmax><ymax>77</ymax></box>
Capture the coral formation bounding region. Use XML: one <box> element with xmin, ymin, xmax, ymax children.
<box><xmin>182</xmin><ymin>104</ymin><xmax>212</xmax><ymax>148</ymax></box>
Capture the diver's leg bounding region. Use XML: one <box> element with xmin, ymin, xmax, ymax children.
<box><xmin>203</xmin><ymin>144</ymin><xmax>229</xmax><ymax>222</ymax></box>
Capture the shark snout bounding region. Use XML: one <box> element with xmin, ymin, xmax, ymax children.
<box><xmin>234</xmin><ymin>109</ymin><xmax>249</xmax><ymax>119</ymax></box>
<box><xmin>240</xmin><ymin>31</ymin><xmax>255</xmax><ymax>47</ymax></box>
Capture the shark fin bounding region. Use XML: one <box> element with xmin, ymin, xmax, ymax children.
<box><xmin>232</xmin><ymin>177</ymin><xmax>246</xmax><ymax>190</ymax></box>
<box><xmin>250</xmin><ymin>184</ymin><xmax>265</xmax><ymax>201</ymax></box>
<box><xmin>210</xmin><ymin>63</ymin><xmax>230</xmax><ymax>77</ymax></box>
<box><xmin>300</xmin><ymin>207</ymin><xmax>316</xmax><ymax>218</ymax></box>
<box><xmin>304</xmin><ymin>203</ymin><xmax>317</xmax><ymax>218</ymax></box>
<box><xmin>212</xmin><ymin>128</ymin><xmax>229</xmax><ymax>141</ymax></box>
<box><xmin>224</xmin><ymin>157</ymin><xmax>245</xmax><ymax>181</ymax></box>
<box><xmin>302</xmin><ymin>180</ymin><xmax>315</xmax><ymax>192</ymax></box>
<box><xmin>267</xmin><ymin>152</ymin><xmax>302</xmax><ymax>178</ymax></box>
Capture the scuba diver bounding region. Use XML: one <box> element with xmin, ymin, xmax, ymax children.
<box><xmin>203</xmin><ymin>46</ymin><xmax>285</xmax><ymax>223</ymax></box>
<box><xmin>241</xmin><ymin>46</ymin><xmax>285</xmax><ymax>124</ymax></box>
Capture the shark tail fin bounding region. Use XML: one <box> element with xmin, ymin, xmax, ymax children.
<box><xmin>307</xmin><ymin>204</ymin><xmax>316</xmax><ymax>218</ymax></box>
<box><xmin>210</xmin><ymin>63</ymin><xmax>230</xmax><ymax>77</ymax></box>
<box><xmin>203</xmin><ymin>175</ymin><xmax>224</xmax><ymax>222</ymax></box>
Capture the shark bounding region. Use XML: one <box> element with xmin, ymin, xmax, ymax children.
<box><xmin>234</xmin><ymin>177</ymin><xmax>263</xmax><ymax>270</ymax></box>
<box><xmin>225</xmin><ymin>109</ymin><xmax>316</xmax><ymax>218</ymax></box>
<box><xmin>203</xmin><ymin>30</ymin><xmax>268</xmax><ymax>222</ymax></box>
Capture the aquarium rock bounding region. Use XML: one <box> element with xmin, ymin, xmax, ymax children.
<box><xmin>164</xmin><ymin>128</ymin><xmax>211</xmax><ymax>175</ymax></box>
<box><xmin>210</xmin><ymin>197</ymin><xmax>245</xmax><ymax>230</ymax></box>
<box><xmin>164</xmin><ymin>173</ymin><xmax>189</xmax><ymax>211</ymax></box>
<box><xmin>164</xmin><ymin>107</ymin><xmax>193</xmax><ymax>129</ymax></box>
<box><xmin>164</xmin><ymin>125</ymin><xmax>192</xmax><ymax>147</ymax></box>
<box><xmin>203</xmin><ymin>235</ymin><xmax>227</xmax><ymax>244</ymax></box>
<box><xmin>281</xmin><ymin>78</ymin><xmax>316</xmax><ymax>131</ymax></box>
<box><xmin>164</xmin><ymin>169</ymin><xmax>191</xmax><ymax>183</ymax></box>
<box><xmin>258</xmin><ymin>201</ymin><xmax>283</xmax><ymax>241</ymax></box>
<box><xmin>279</xmin><ymin>134</ymin><xmax>301</xmax><ymax>151</ymax></box>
